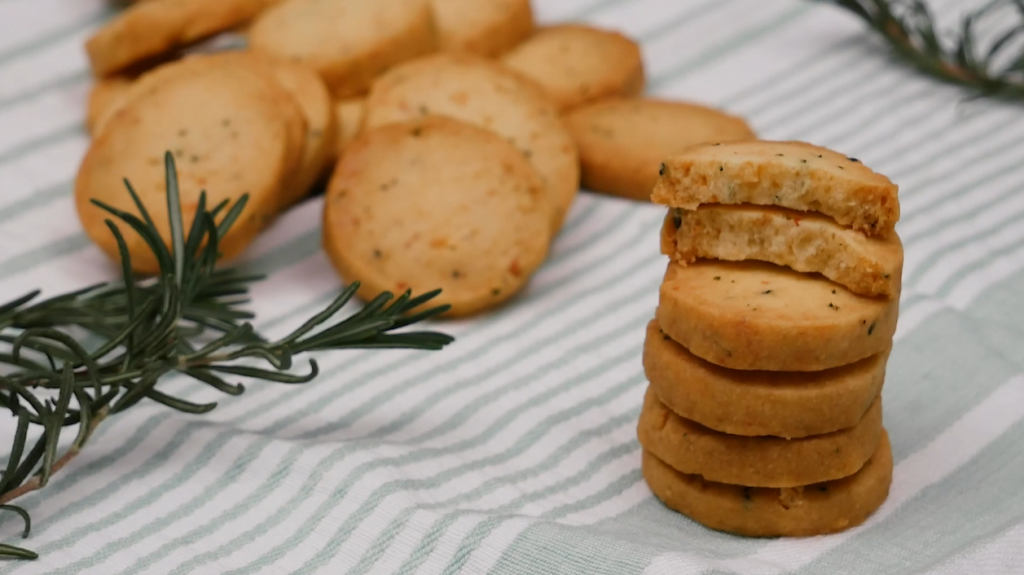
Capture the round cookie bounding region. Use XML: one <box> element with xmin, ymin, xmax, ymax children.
<box><xmin>87</xmin><ymin>76</ymin><xmax>134</xmax><ymax>135</ymax></box>
<box><xmin>643</xmin><ymin>321</ymin><xmax>888</xmax><ymax>438</ymax></box>
<box><xmin>663</xmin><ymin>206</ymin><xmax>903</xmax><ymax>298</ymax></box>
<box><xmin>232</xmin><ymin>53</ymin><xmax>337</xmax><ymax>208</ymax></box>
<box><xmin>248</xmin><ymin>0</ymin><xmax>437</xmax><ymax>98</ymax></box>
<box><xmin>637</xmin><ymin>387</ymin><xmax>882</xmax><ymax>487</ymax></box>
<box><xmin>364</xmin><ymin>52</ymin><xmax>579</xmax><ymax>232</ymax></box>
<box><xmin>429</xmin><ymin>0</ymin><xmax>534</xmax><ymax>57</ymax></box>
<box><xmin>90</xmin><ymin>52</ymin><xmax>320</xmax><ymax>209</ymax></box>
<box><xmin>322</xmin><ymin>117</ymin><xmax>551</xmax><ymax>317</ymax></box>
<box><xmin>502</xmin><ymin>24</ymin><xmax>644</xmax><ymax>112</ymax></box>
<box><xmin>656</xmin><ymin>260</ymin><xmax>900</xmax><ymax>371</ymax></box>
<box><xmin>76</xmin><ymin>64</ymin><xmax>303</xmax><ymax>274</ymax></box>
<box><xmin>85</xmin><ymin>0</ymin><xmax>279</xmax><ymax>76</ymax></box>
<box><xmin>642</xmin><ymin>430</ymin><xmax>893</xmax><ymax>537</ymax></box>
<box><xmin>652</xmin><ymin>141</ymin><xmax>900</xmax><ymax>236</ymax></box>
<box><xmin>334</xmin><ymin>98</ymin><xmax>366</xmax><ymax>155</ymax></box>
<box><xmin>564</xmin><ymin>98</ymin><xmax>756</xmax><ymax>201</ymax></box>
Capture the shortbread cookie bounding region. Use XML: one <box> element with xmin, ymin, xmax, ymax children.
<box><xmin>90</xmin><ymin>52</ymin><xmax>318</xmax><ymax>208</ymax></box>
<box><xmin>85</xmin><ymin>0</ymin><xmax>280</xmax><ymax>76</ymax></box>
<box><xmin>364</xmin><ymin>53</ymin><xmax>579</xmax><ymax>231</ymax></box>
<box><xmin>249</xmin><ymin>0</ymin><xmax>437</xmax><ymax>98</ymax></box>
<box><xmin>643</xmin><ymin>321</ymin><xmax>887</xmax><ymax>438</ymax></box>
<box><xmin>657</xmin><ymin>260</ymin><xmax>899</xmax><ymax>371</ymax></box>
<box><xmin>87</xmin><ymin>76</ymin><xmax>134</xmax><ymax>134</ymax></box>
<box><xmin>249</xmin><ymin>54</ymin><xmax>337</xmax><ymax>208</ymax></box>
<box><xmin>334</xmin><ymin>98</ymin><xmax>366</xmax><ymax>154</ymax></box>
<box><xmin>322</xmin><ymin>117</ymin><xmax>551</xmax><ymax>317</ymax></box>
<box><xmin>565</xmin><ymin>98</ymin><xmax>755</xmax><ymax>201</ymax></box>
<box><xmin>430</xmin><ymin>0</ymin><xmax>534</xmax><ymax>57</ymax></box>
<box><xmin>652</xmin><ymin>141</ymin><xmax>900</xmax><ymax>235</ymax></box>
<box><xmin>76</xmin><ymin>64</ymin><xmax>304</xmax><ymax>274</ymax></box>
<box><xmin>502</xmin><ymin>24</ymin><xmax>644</xmax><ymax>111</ymax></box>
<box><xmin>663</xmin><ymin>207</ymin><xmax>903</xmax><ymax>297</ymax></box>
<box><xmin>642</xmin><ymin>430</ymin><xmax>892</xmax><ymax>537</ymax></box>
<box><xmin>638</xmin><ymin>387</ymin><xmax>882</xmax><ymax>487</ymax></box>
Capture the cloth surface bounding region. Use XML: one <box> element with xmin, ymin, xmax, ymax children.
<box><xmin>1</xmin><ymin>0</ymin><xmax>1024</xmax><ymax>573</ymax></box>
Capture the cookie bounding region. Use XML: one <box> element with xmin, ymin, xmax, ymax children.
<box><xmin>85</xmin><ymin>0</ymin><xmax>279</xmax><ymax>76</ymax></box>
<box><xmin>364</xmin><ymin>52</ymin><xmax>579</xmax><ymax>231</ymax></box>
<box><xmin>565</xmin><ymin>98</ymin><xmax>756</xmax><ymax>201</ymax></box>
<box><xmin>243</xmin><ymin>54</ymin><xmax>337</xmax><ymax>208</ymax></box>
<box><xmin>652</xmin><ymin>141</ymin><xmax>900</xmax><ymax>236</ymax></box>
<box><xmin>502</xmin><ymin>24</ymin><xmax>644</xmax><ymax>111</ymax></box>
<box><xmin>75</xmin><ymin>63</ymin><xmax>304</xmax><ymax>274</ymax></box>
<box><xmin>430</xmin><ymin>0</ymin><xmax>534</xmax><ymax>57</ymax></box>
<box><xmin>663</xmin><ymin>206</ymin><xmax>903</xmax><ymax>297</ymax></box>
<box><xmin>642</xmin><ymin>430</ymin><xmax>892</xmax><ymax>537</ymax></box>
<box><xmin>643</xmin><ymin>321</ymin><xmax>887</xmax><ymax>438</ymax></box>
<box><xmin>322</xmin><ymin>117</ymin><xmax>551</xmax><ymax>317</ymax></box>
<box><xmin>334</xmin><ymin>97</ymin><xmax>366</xmax><ymax>154</ymax></box>
<box><xmin>248</xmin><ymin>0</ymin><xmax>437</xmax><ymax>98</ymax></box>
<box><xmin>638</xmin><ymin>387</ymin><xmax>882</xmax><ymax>487</ymax></box>
<box><xmin>87</xmin><ymin>76</ymin><xmax>134</xmax><ymax>134</ymax></box>
<box><xmin>656</xmin><ymin>260</ymin><xmax>899</xmax><ymax>371</ymax></box>
<box><xmin>90</xmin><ymin>52</ymin><xmax>319</xmax><ymax>209</ymax></box>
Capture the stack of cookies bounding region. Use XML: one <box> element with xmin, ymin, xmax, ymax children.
<box><xmin>637</xmin><ymin>141</ymin><xmax>903</xmax><ymax>537</ymax></box>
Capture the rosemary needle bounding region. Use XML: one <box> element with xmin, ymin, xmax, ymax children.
<box><xmin>0</xmin><ymin>152</ymin><xmax>454</xmax><ymax>560</ymax></box>
<box><xmin>822</xmin><ymin>0</ymin><xmax>1024</xmax><ymax>102</ymax></box>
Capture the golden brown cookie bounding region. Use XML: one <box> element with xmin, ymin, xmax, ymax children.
<box><xmin>322</xmin><ymin>117</ymin><xmax>551</xmax><ymax>317</ymax></box>
<box><xmin>87</xmin><ymin>76</ymin><xmax>134</xmax><ymax>134</ymax></box>
<box><xmin>643</xmin><ymin>321</ymin><xmax>888</xmax><ymax>438</ymax></box>
<box><xmin>251</xmin><ymin>55</ymin><xmax>337</xmax><ymax>208</ymax></box>
<box><xmin>89</xmin><ymin>52</ymin><xmax>319</xmax><ymax>209</ymax></box>
<box><xmin>430</xmin><ymin>0</ymin><xmax>534</xmax><ymax>57</ymax></box>
<box><xmin>334</xmin><ymin>98</ymin><xmax>366</xmax><ymax>155</ymax></box>
<box><xmin>652</xmin><ymin>141</ymin><xmax>900</xmax><ymax>236</ymax></box>
<box><xmin>364</xmin><ymin>52</ymin><xmax>579</xmax><ymax>232</ymax></box>
<box><xmin>85</xmin><ymin>0</ymin><xmax>280</xmax><ymax>76</ymax></box>
<box><xmin>656</xmin><ymin>260</ymin><xmax>899</xmax><ymax>371</ymax></box>
<box><xmin>642</xmin><ymin>430</ymin><xmax>892</xmax><ymax>537</ymax></box>
<box><xmin>565</xmin><ymin>98</ymin><xmax>756</xmax><ymax>201</ymax></box>
<box><xmin>502</xmin><ymin>24</ymin><xmax>644</xmax><ymax>112</ymax></box>
<box><xmin>75</xmin><ymin>63</ymin><xmax>304</xmax><ymax>274</ymax></box>
<box><xmin>248</xmin><ymin>0</ymin><xmax>437</xmax><ymax>98</ymax></box>
<box><xmin>663</xmin><ymin>207</ymin><xmax>903</xmax><ymax>297</ymax></box>
<box><xmin>637</xmin><ymin>387</ymin><xmax>882</xmax><ymax>487</ymax></box>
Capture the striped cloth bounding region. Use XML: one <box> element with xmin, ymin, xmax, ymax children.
<box><xmin>1</xmin><ymin>0</ymin><xmax>1023</xmax><ymax>573</ymax></box>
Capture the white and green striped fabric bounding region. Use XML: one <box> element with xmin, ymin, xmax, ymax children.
<box><xmin>2</xmin><ymin>0</ymin><xmax>1024</xmax><ymax>573</ymax></box>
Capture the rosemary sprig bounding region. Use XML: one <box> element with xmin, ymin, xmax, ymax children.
<box><xmin>0</xmin><ymin>152</ymin><xmax>454</xmax><ymax>560</ymax></box>
<box><xmin>823</xmin><ymin>0</ymin><xmax>1024</xmax><ymax>101</ymax></box>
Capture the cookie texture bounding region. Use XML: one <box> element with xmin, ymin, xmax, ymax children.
<box><xmin>652</xmin><ymin>141</ymin><xmax>900</xmax><ymax>235</ymax></box>
<box><xmin>656</xmin><ymin>260</ymin><xmax>899</xmax><ymax>371</ymax></box>
<box><xmin>642</xmin><ymin>430</ymin><xmax>892</xmax><ymax>537</ymax></box>
<box><xmin>85</xmin><ymin>0</ymin><xmax>279</xmax><ymax>76</ymax></box>
<box><xmin>249</xmin><ymin>0</ymin><xmax>437</xmax><ymax>98</ymax></box>
<box><xmin>76</xmin><ymin>64</ymin><xmax>304</xmax><ymax>274</ymax></box>
<box><xmin>638</xmin><ymin>387</ymin><xmax>882</xmax><ymax>487</ymax></box>
<box><xmin>322</xmin><ymin>117</ymin><xmax>551</xmax><ymax>317</ymax></box>
<box><xmin>502</xmin><ymin>24</ymin><xmax>644</xmax><ymax>111</ymax></box>
<box><xmin>565</xmin><ymin>98</ymin><xmax>755</xmax><ymax>201</ymax></box>
<box><xmin>663</xmin><ymin>207</ymin><xmax>903</xmax><ymax>297</ymax></box>
<box><xmin>87</xmin><ymin>76</ymin><xmax>134</xmax><ymax>134</ymax></box>
<box><xmin>334</xmin><ymin>97</ymin><xmax>366</xmax><ymax>154</ymax></box>
<box><xmin>253</xmin><ymin>54</ymin><xmax>337</xmax><ymax>208</ymax></box>
<box><xmin>643</xmin><ymin>321</ymin><xmax>888</xmax><ymax>438</ymax></box>
<box><xmin>430</xmin><ymin>0</ymin><xmax>534</xmax><ymax>57</ymax></box>
<box><xmin>364</xmin><ymin>53</ymin><xmax>579</xmax><ymax>231</ymax></box>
